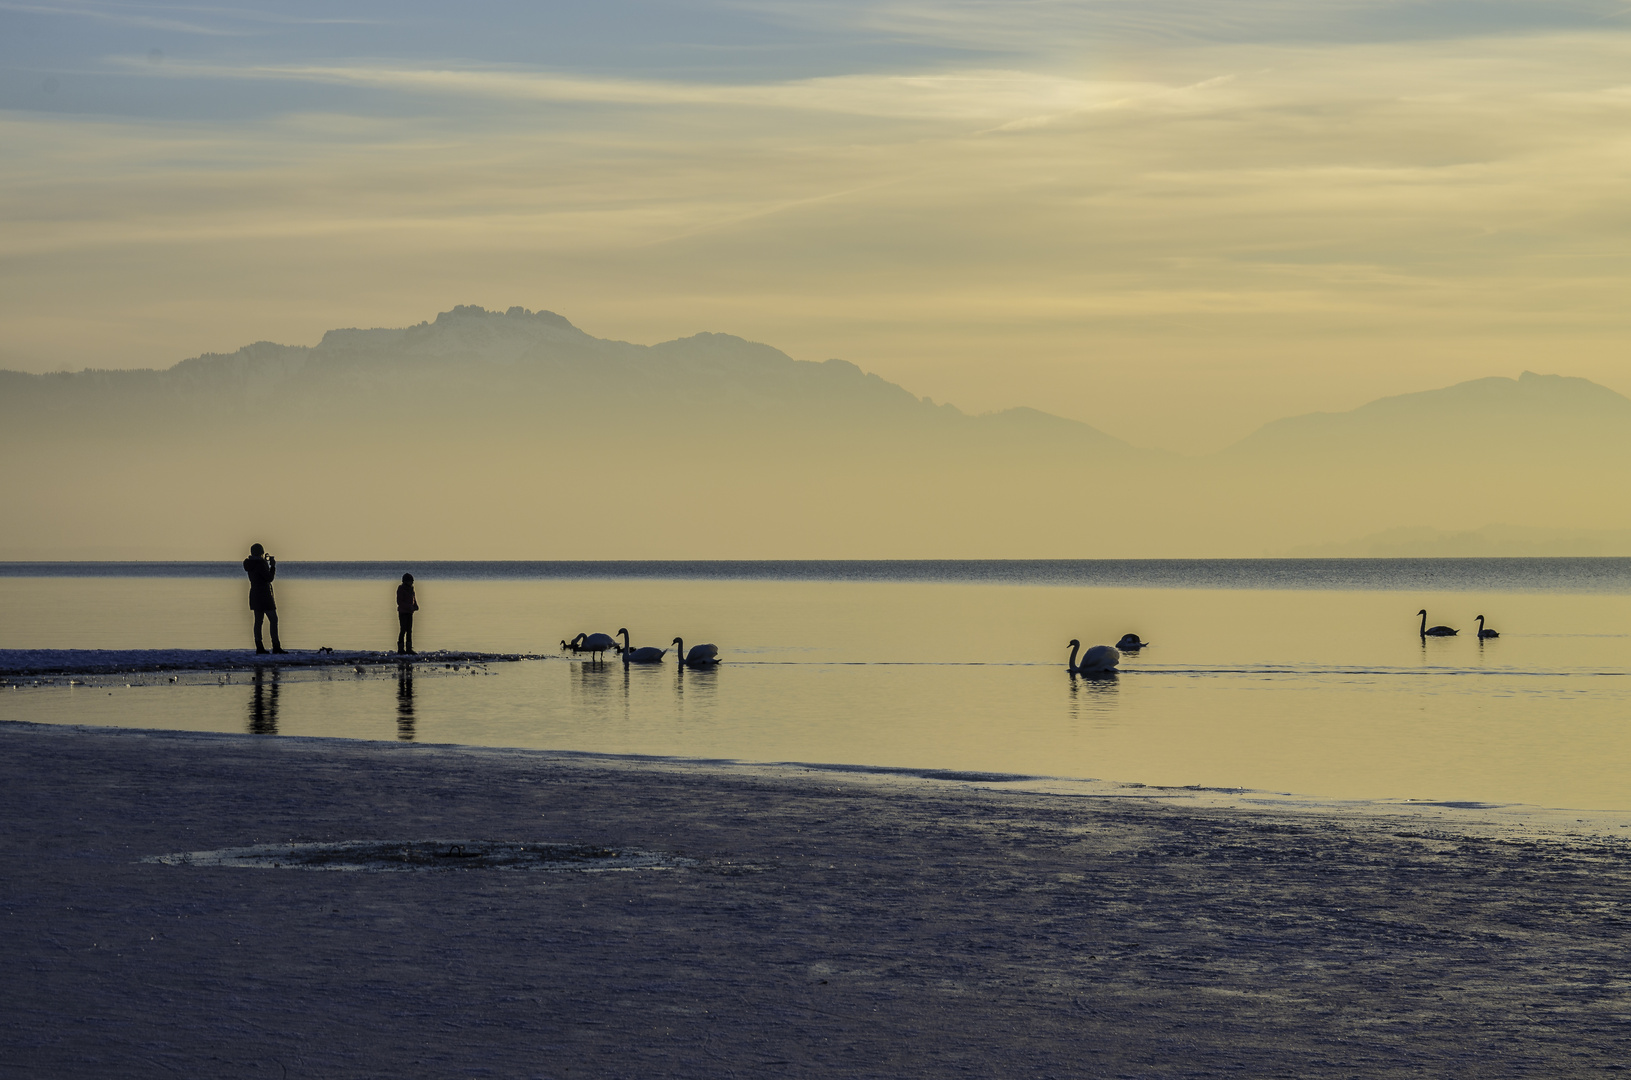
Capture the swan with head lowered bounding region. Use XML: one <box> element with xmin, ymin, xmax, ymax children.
<box><xmin>1115</xmin><ymin>634</ymin><xmax>1149</xmax><ymax>651</ymax></box>
<box><xmin>563</xmin><ymin>632</ymin><xmax>618</xmax><ymax>660</ymax></box>
<box><xmin>672</xmin><ymin>637</ymin><xmax>721</xmax><ymax>667</ymax></box>
<box><xmin>616</xmin><ymin>628</ymin><xmax>666</xmax><ymax>663</ymax></box>
<box><xmin>1068</xmin><ymin>639</ymin><xmax>1120</xmax><ymax>674</ymax></box>
<box><xmin>1476</xmin><ymin>615</ymin><xmax>1499</xmax><ymax>639</ymax></box>
<box><xmin>1418</xmin><ymin>610</ymin><xmax>1458</xmax><ymax>637</ymax></box>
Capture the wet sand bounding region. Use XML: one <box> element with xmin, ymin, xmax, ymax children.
<box><xmin>2</xmin><ymin>720</ymin><xmax>1629</xmax><ymax>1078</ymax></box>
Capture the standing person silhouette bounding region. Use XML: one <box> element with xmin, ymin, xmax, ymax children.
<box><xmin>243</xmin><ymin>543</ymin><xmax>285</xmax><ymax>654</ymax></box>
<box><xmin>396</xmin><ymin>573</ymin><xmax>419</xmax><ymax>655</ymax></box>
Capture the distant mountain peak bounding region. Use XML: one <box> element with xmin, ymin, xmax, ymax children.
<box><xmin>1225</xmin><ymin>370</ymin><xmax>1631</xmax><ymax>457</ymax></box>
<box><xmin>430</xmin><ymin>304</ymin><xmax>578</xmax><ymax>331</ymax></box>
<box><xmin>1356</xmin><ymin>370</ymin><xmax>1631</xmax><ymax>415</ymax></box>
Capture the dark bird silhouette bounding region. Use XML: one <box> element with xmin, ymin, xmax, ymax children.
<box><xmin>673</xmin><ymin>637</ymin><xmax>721</xmax><ymax>667</ymax></box>
<box><xmin>1418</xmin><ymin>609</ymin><xmax>1458</xmax><ymax>637</ymax></box>
<box><xmin>616</xmin><ymin>628</ymin><xmax>666</xmax><ymax>664</ymax></box>
<box><xmin>1115</xmin><ymin>634</ymin><xmax>1149</xmax><ymax>650</ymax></box>
<box><xmin>1067</xmin><ymin>639</ymin><xmax>1120</xmax><ymax>674</ymax></box>
<box><xmin>1476</xmin><ymin>615</ymin><xmax>1500</xmax><ymax>639</ymax></box>
<box><xmin>564</xmin><ymin>632</ymin><xmax>618</xmax><ymax>660</ymax></box>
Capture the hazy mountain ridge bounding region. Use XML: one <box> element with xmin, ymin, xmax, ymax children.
<box><xmin>1</xmin><ymin>305</ymin><xmax>1138</xmax><ymax>454</ymax></box>
<box><xmin>4</xmin><ymin>306</ymin><xmax>1629</xmax><ymax>558</ymax></box>
<box><xmin>1224</xmin><ymin>371</ymin><xmax>1631</xmax><ymax>460</ymax></box>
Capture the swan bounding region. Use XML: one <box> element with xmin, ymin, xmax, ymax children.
<box><xmin>616</xmin><ymin>627</ymin><xmax>666</xmax><ymax>664</ymax></box>
<box><xmin>1115</xmin><ymin>634</ymin><xmax>1149</xmax><ymax>651</ymax></box>
<box><xmin>1476</xmin><ymin>615</ymin><xmax>1499</xmax><ymax>640</ymax></box>
<box><xmin>1067</xmin><ymin>639</ymin><xmax>1121</xmax><ymax>674</ymax></box>
<box><xmin>562</xmin><ymin>632</ymin><xmax>617</xmax><ymax>660</ymax></box>
<box><xmin>672</xmin><ymin>637</ymin><xmax>721</xmax><ymax>667</ymax></box>
<box><xmin>1418</xmin><ymin>610</ymin><xmax>1458</xmax><ymax>637</ymax></box>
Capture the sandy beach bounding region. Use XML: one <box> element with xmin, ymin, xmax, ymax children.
<box><xmin>3</xmin><ymin>719</ymin><xmax>1629</xmax><ymax>1079</ymax></box>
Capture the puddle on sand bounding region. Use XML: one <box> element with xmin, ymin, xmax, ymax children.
<box><xmin>142</xmin><ymin>839</ymin><xmax>698</xmax><ymax>873</ymax></box>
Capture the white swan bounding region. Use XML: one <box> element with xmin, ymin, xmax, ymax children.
<box><xmin>616</xmin><ymin>627</ymin><xmax>666</xmax><ymax>664</ymax></box>
<box><xmin>1067</xmin><ymin>639</ymin><xmax>1120</xmax><ymax>674</ymax></box>
<box><xmin>1418</xmin><ymin>610</ymin><xmax>1458</xmax><ymax>637</ymax></box>
<box><xmin>1476</xmin><ymin>615</ymin><xmax>1499</xmax><ymax>640</ymax></box>
<box><xmin>672</xmin><ymin>637</ymin><xmax>721</xmax><ymax>667</ymax></box>
<box><xmin>1115</xmin><ymin>634</ymin><xmax>1149</xmax><ymax>651</ymax></box>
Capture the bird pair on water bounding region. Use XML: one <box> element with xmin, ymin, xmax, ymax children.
<box><xmin>562</xmin><ymin>629</ymin><xmax>721</xmax><ymax>666</ymax></box>
<box><xmin>1066</xmin><ymin>633</ymin><xmax>1148</xmax><ymax>675</ymax></box>
<box><xmin>1418</xmin><ymin>610</ymin><xmax>1500</xmax><ymax>639</ymax></box>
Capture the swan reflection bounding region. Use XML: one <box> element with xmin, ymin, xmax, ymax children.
<box><xmin>675</xmin><ymin>659</ymin><xmax>720</xmax><ymax>717</ymax></box>
<box><xmin>1067</xmin><ymin>669</ymin><xmax>1119</xmax><ymax>723</ymax></box>
<box><xmin>568</xmin><ymin>656</ymin><xmax>625</xmax><ymax>719</ymax></box>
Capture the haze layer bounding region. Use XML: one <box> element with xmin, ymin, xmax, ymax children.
<box><xmin>6</xmin><ymin>306</ymin><xmax>1628</xmax><ymax>559</ymax></box>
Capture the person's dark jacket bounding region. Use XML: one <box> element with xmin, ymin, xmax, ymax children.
<box><xmin>244</xmin><ymin>556</ymin><xmax>276</xmax><ymax>611</ymax></box>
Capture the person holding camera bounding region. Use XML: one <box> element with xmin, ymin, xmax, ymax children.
<box><xmin>243</xmin><ymin>543</ymin><xmax>285</xmax><ymax>655</ymax></box>
<box><xmin>396</xmin><ymin>572</ymin><xmax>419</xmax><ymax>655</ymax></box>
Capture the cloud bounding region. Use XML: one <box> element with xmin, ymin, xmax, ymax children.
<box><xmin>0</xmin><ymin>0</ymin><xmax>383</xmax><ymax>33</ymax></box>
<box><xmin>114</xmin><ymin>56</ymin><xmax>1177</xmax><ymax>124</ymax></box>
<box><xmin>10</xmin><ymin>14</ymin><xmax>1631</xmax><ymax>450</ymax></box>
<box><xmin>0</xmin><ymin>0</ymin><xmax>245</xmax><ymax>35</ymax></box>
<box><xmin>728</xmin><ymin>0</ymin><xmax>1628</xmax><ymax>49</ymax></box>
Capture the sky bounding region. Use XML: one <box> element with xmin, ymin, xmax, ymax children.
<box><xmin>5</xmin><ymin>0</ymin><xmax>1631</xmax><ymax>453</ymax></box>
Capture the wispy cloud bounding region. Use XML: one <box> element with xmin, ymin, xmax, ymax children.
<box><xmin>12</xmin><ymin>8</ymin><xmax>1631</xmax><ymax>449</ymax></box>
<box><xmin>0</xmin><ymin>0</ymin><xmax>245</xmax><ymax>35</ymax></box>
<box><xmin>0</xmin><ymin>0</ymin><xmax>383</xmax><ymax>34</ymax></box>
<box><xmin>114</xmin><ymin>56</ymin><xmax>1194</xmax><ymax>123</ymax></box>
<box><xmin>726</xmin><ymin>0</ymin><xmax>1629</xmax><ymax>50</ymax></box>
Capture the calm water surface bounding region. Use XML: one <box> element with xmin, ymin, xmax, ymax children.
<box><xmin>3</xmin><ymin>561</ymin><xmax>1629</xmax><ymax>810</ymax></box>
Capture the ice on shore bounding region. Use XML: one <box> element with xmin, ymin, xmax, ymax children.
<box><xmin>0</xmin><ymin>647</ymin><xmax>536</xmax><ymax>678</ymax></box>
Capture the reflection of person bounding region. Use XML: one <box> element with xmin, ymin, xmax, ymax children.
<box><xmin>396</xmin><ymin>665</ymin><xmax>415</xmax><ymax>742</ymax></box>
<box><xmin>243</xmin><ymin>543</ymin><xmax>285</xmax><ymax>655</ymax></box>
<box><xmin>396</xmin><ymin>573</ymin><xmax>419</xmax><ymax>655</ymax></box>
<box><xmin>248</xmin><ymin>665</ymin><xmax>280</xmax><ymax>735</ymax></box>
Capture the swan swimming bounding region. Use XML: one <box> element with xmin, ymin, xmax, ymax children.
<box><xmin>615</xmin><ymin>628</ymin><xmax>666</xmax><ymax>664</ymax></box>
<box><xmin>1115</xmin><ymin>634</ymin><xmax>1149</xmax><ymax>651</ymax></box>
<box><xmin>1476</xmin><ymin>615</ymin><xmax>1499</xmax><ymax>640</ymax></box>
<box><xmin>1067</xmin><ymin>639</ymin><xmax>1120</xmax><ymax>674</ymax></box>
<box><xmin>672</xmin><ymin>637</ymin><xmax>721</xmax><ymax>667</ymax></box>
<box><xmin>1418</xmin><ymin>610</ymin><xmax>1458</xmax><ymax>637</ymax></box>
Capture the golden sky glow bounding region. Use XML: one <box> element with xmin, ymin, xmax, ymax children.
<box><xmin>5</xmin><ymin>2</ymin><xmax>1631</xmax><ymax>452</ymax></box>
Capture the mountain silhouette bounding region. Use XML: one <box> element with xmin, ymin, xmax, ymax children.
<box><xmin>1</xmin><ymin>306</ymin><xmax>1141</xmax><ymax>463</ymax></box>
<box><xmin>2</xmin><ymin>308</ymin><xmax>1627</xmax><ymax>558</ymax></box>
<box><xmin>1223</xmin><ymin>371</ymin><xmax>1631</xmax><ymax>462</ymax></box>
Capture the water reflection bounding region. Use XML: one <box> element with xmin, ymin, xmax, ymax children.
<box><xmin>246</xmin><ymin>666</ymin><xmax>280</xmax><ymax>735</ymax></box>
<box><xmin>568</xmin><ymin>658</ymin><xmax>622</xmax><ymax>715</ymax></box>
<box><xmin>675</xmin><ymin>661</ymin><xmax>719</xmax><ymax>718</ymax></box>
<box><xmin>396</xmin><ymin>664</ymin><xmax>415</xmax><ymax>741</ymax></box>
<box><xmin>1067</xmin><ymin>670</ymin><xmax>1120</xmax><ymax>723</ymax></box>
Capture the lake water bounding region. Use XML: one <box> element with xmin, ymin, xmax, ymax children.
<box><xmin>3</xmin><ymin>560</ymin><xmax>1630</xmax><ymax>811</ymax></box>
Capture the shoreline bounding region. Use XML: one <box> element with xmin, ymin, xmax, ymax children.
<box><xmin>0</xmin><ymin>647</ymin><xmax>541</xmax><ymax>680</ymax></box>
<box><xmin>7</xmin><ymin>713</ymin><xmax>1631</xmax><ymax>841</ymax></box>
<box><xmin>5</xmin><ymin>719</ymin><xmax>1629</xmax><ymax>1076</ymax></box>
